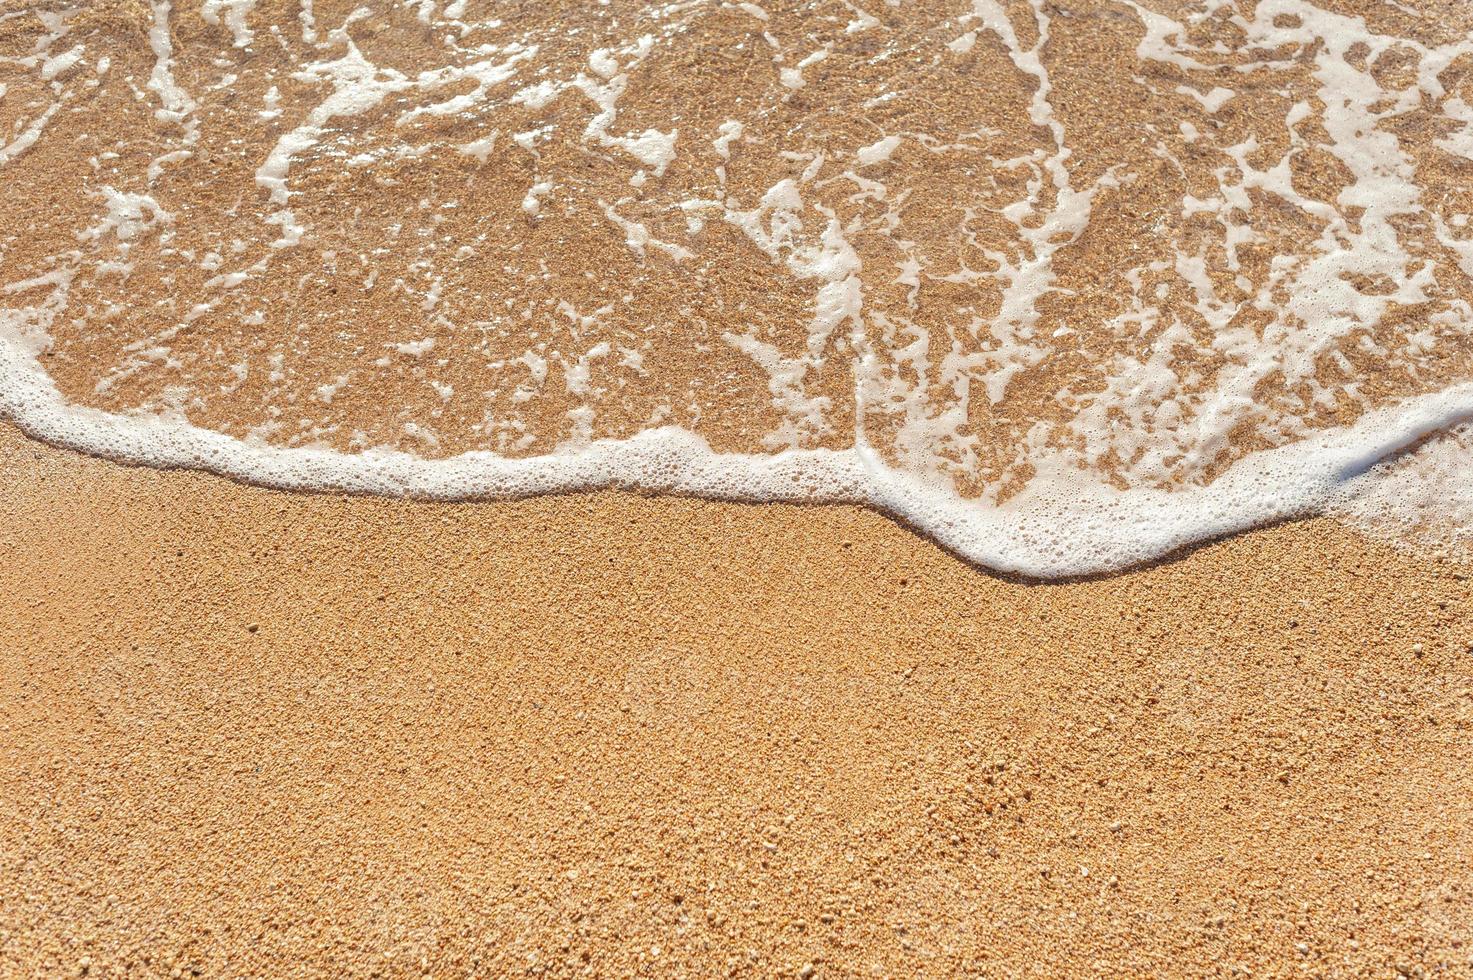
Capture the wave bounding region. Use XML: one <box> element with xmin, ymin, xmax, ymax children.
<box><xmin>2</xmin><ymin>0</ymin><xmax>1471</xmax><ymax>576</ymax></box>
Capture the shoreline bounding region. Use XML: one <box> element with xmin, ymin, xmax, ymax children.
<box><xmin>5</xmin><ymin>363</ymin><xmax>1473</xmax><ymax>580</ymax></box>
<box><xmin>2</xmin><ymin>422</ymin><xmax>1471</xmax><ymax>975</ymax></box>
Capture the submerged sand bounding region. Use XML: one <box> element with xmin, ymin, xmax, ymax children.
<box><xmin>1</xmin><ymin>422</ymin><xmax>1470</xmax><ymax>977</ymax></box>
<box><xmin>6</xmin><ymin>0</ymin><xmax>1473</xmax><ymax>580</ymax></box>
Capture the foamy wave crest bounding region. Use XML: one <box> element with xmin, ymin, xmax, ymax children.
<box><xmin>2</xmin><ymin>0</ymin><xmax>1472</xmax><ymax>576</ymax></box>
<box><xmin>5</xmin><ymin>332</ymin><xmax>1471</xmax><ymax>577</ymax></box>
<box><xmin>1332</xmin><ymin>423</ymin><xmax>1473</xmax><ymax>563</ymax></box>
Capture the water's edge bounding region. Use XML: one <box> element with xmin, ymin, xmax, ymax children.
<box><xmin>7</xmin><ymin>335</ymin><xmax>1471</xmax><ymax>578</ymax></box>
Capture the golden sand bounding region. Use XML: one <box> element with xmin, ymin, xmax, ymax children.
<box><xmin>5</xmin><ymin>2</ymin><xmax>1473</xmax><ymax>974</ymax></box>
<box><xmin>2</xmin><ymin>422</ymin><xmax>1469</xmax><ymax>976</ymax></box>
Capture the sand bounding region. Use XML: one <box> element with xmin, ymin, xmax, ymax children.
<box><xmin>1</xmin><ymin>421</ymin><xmax>1470</xmax><ymax>977</ymax></box>
<box><xmin>4</xmin><ymin>2</ymin><xmax>1473</xmax><ymax>975</ymax></box>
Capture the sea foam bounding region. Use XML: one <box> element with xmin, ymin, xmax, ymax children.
<box><xmin>1</xmin><ymin>0</ymin><xmax>1471</xmax><ymax>577</ymax></box>
<box><xmin>4</xmin><ymin>332</ymin><xmax>1470</xmax><ymax>577</ymax></box>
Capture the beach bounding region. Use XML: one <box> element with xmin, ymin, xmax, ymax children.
<box><xmin>4</xmin><ymin>0</ymin><xmax>1473</xmax><ymax>973</ymax></box>
<box><xmin>3</xmin><ymin>422</ymin><xmax>1469</xmax><ymax>976</ymax></box>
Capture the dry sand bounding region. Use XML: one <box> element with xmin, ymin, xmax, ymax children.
<box><xmin>1</xmin><ymin>421</ymin><xmax>1470</xmax><ymax>977</ymax></box>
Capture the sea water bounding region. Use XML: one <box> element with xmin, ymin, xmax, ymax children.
<box><xmin>1</xmin><ymin>0</ymin><xmax>1470</xmax><ymax>576</ymax></box>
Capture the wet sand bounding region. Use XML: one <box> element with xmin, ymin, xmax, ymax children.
<box><xmin>1</xmin><ymin>422</ymin><xmax>1470</xmax><ymax>977</ymax></box>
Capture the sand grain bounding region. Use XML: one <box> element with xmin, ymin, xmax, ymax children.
<box><xmin>1</xmin><ymin>425</ymin><xmax>1471</xmax><ymax>976</ymax></box>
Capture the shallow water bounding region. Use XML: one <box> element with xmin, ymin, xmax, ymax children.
<box><xmin>2</xmin><ymin>0</ymin><xmax>1471</xmax><ymax>575</ymax></box>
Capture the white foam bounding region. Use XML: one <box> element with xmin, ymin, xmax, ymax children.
<box><xmin>2</xmin><ymin>0</ymin><xmax>1472</xmax><ymax>578</ymax></box>
<box><xmin>855</xmin><ymin>135</ymin><xmax>901</xmax><ymax>167</ymax></box>
<box><xmin>602</xmin><ymin>203</ymin><xmax>694</xmax><ymax>262</ymax></box>
<box><xmin>2</xmin><ymin>318</ymin><xmax>1469</xmax><ymax>576</ymax></box>
<box><xmin>146</xmin><ymin>1</ymin><xmax>198</xmax><ymax>128</ymax></box>
<box><xmin>41</xmin><ymin>44</ymin><xmax>84</xmax><ymax>81</ymax></box>
<box><xmin>712</xmin><ymin>120</ymin><xmax>743</xmax><ymax>160</ymax></box>
<box><xmin>1332</xmin><ymin>425</ymin><xmax>1473</xmax><ymax>560</ymax></box>
<box><xmin>613</xmin><ymin>128</ymin><xmax>677</xmax><ymax>176</ymax></box>
<box><xmin>521</xmin><ymin>180</ymin><xmax>553</xmax><ymax>216</ymax></box>
<box><xmin>390</xmin><ymin>337</ymin><xmax>436</xmax><ymax>357</ymax></box>
<box><xmin>0</xmin><ymin>103</ymin><xmax>61</xmax><ymax>167</ymax></box>
<box><xmin>201</xmin><ymin>0</ymin><xmax>257</xmax><ymax>49</ymax></box>
<box><xmin>456</xmin><ymin>131</ymin><xmax>498</xmax><ymax>162</ymax></box>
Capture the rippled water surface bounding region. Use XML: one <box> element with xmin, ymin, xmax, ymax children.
<box><xmin>3</xmin><ymin>0</ymin><xmax>1472</xmax><ymax>573</ymax></box>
